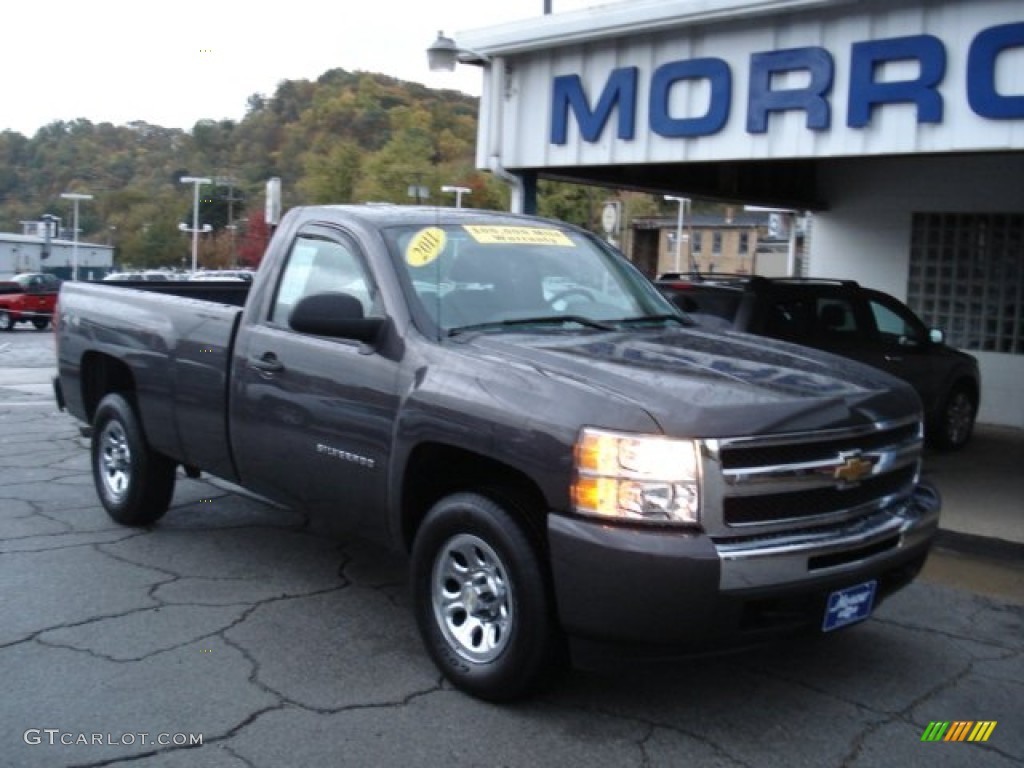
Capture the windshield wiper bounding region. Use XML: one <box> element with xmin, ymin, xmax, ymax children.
<box><xmin>611</xmin><ymin>314</ymin><xmax>692</xmax><ymax>328</ymax></box>
<box><xmin>448</xmin><ymin>315</ymin><xmax>617</xmax><ymax>336</ymax></box>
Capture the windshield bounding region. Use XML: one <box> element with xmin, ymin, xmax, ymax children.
<box><xmin>383</xmin><ymin>221</ymin><xmax>678</xmax><ymax>335</ymax></box>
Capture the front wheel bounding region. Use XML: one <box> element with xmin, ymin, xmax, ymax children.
<box><xmin>411</xmin><ymin>492</ymin><xmax>563</xmax><ymax>701</ymax></box>
<box><xmin>91</xmin><ymin>393</ymin><xmax>176</xmax><ymax>525</ymax></box>
<box><xmin>930</xmin><ymin>386</ymin><xmax>976</xmax><ymax>451</ymax></box>
<box><xmin>32</xmin><ymin>318</ymin><xmax>50</xmax><ymax>330</ymax></box>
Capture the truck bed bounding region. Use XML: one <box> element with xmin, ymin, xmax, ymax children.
<box><xmin>56</xmin><ymin>280</ymin><xmax>250</xmax><ymax>480</ymax></box>
<box><xmin>97</xmin><ymin>279</ymin><xmax>251</xmax><ymax>307</ymax></box>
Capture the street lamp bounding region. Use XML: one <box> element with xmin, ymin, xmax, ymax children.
<box><xmin>61</xmin><ymin>192</ymin><xmax>93</xmax><ymax>281</ymax></box>
<box><xmin>441</xmin><ymin>185</ymin><xmax>472</xmax><ymax>208</ymax></box>
<box><xmin>40</xmin><ymin>214</ymin><xmax>60</xmax><ymax>262</ymax></box>
<box><xmin>664</xmin><ymin>195</ymin><xmax>690</xmax><ymax>274</ymax></box>
<box><xmin>179</xmin><ymin>176</ymin><xmax>212</xmax><ymax>273</ymax></box>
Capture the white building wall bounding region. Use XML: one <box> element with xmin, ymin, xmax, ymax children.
<box><xmin>811</xmin><ymin>154</ymin><xmax>1024</xmax><ymax>429</ymax></box>
<box><xmin>0</xmin><ymin>236</ymin><xmax>114</xmax><ymax>279</ymax></box>
<box><xmin>473</xmin><ymin>0</ymin><xmax>1024</xmax><ymax>170</ymax></box>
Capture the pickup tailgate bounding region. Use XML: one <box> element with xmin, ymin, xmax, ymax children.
<box><xmin>57</xmin><ymin>281</ymin><xmax>246</xmax><ymax>480</ymax></box>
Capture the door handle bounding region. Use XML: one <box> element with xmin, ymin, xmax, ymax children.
<box><xmin>249</xmin><ymin>352</ymin><xmax>284</xmax><ymax>374</ymax></box>
<box><xmin>884</xmin><ymin>354</ymin><xmax>903</xmax><ymax>362</ymax></box>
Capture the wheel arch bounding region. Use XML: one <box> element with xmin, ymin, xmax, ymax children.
<box><xmin>80</xmin><ymin>351</ymin><xmax>137</xmax><ymax>423</ymax></box>
<box><xmin>399</xmin><ymin>442</ymin><xmax>549</xmax><ymax>554</ymax></box>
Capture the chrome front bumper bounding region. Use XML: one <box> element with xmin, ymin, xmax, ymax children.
<box><xmin>716</xmin><ymin>482</ymin><xmax>941</xmax><ymax>591</ymax></box>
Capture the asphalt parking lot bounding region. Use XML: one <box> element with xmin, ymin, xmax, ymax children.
<box><xmin>1</xmin><ymin>329</ymin><xmax>1022</xmax><ymax>767</ymax></box>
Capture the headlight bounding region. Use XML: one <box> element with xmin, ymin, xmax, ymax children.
<box><xmin>571</xmin><ymin>427</ymin><xmax>700</xmax><ymax>525</ymax></box>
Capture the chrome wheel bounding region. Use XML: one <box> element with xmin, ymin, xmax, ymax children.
<box><xmin>98</xmin><ymin>420</ymin><xmax>133</xmax><ymax>501</ymax></box>
<box><xmin>432</xmin><ymin>533</ymin><xmax>512</xmax><ymax>664</ymax></box>
<box><xmin>91</xmin><ymin>393</ymin><xmax>175</xmax><ymax>525</ymax></box>
<box><xmin>412</xmin><ymin>492</ymin><xmax>563</xmax><ymax>700</ymax></box>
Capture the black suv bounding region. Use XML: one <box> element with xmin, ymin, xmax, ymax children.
<box><xmin>657</xmin><ymin>274</ymin><xmax>981</xmax><ymax>450</ymax></box>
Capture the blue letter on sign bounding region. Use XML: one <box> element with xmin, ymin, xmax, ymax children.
<box><xmin>650</xmin><ymin>58</ymin><xmax>731</xmax><ymax>137</ymax></box>
<box><xmin>848</xmin><ymin>35</ymin><xmax>946</xmax><ymax>128</ymax></box>
<box><xmin>551</xmin><ymin>68</ymin><xmax>638</xmax><ymax>144</ymax></box>
<box><xmin>968</xmin><ymin>22</ymin><xmax>1024</xmax><ymax>119</ymax></box>
<box><xmin>747</xmin><ymin>47</ymin><xmax>834</xmax><ymax>133</ymax></box>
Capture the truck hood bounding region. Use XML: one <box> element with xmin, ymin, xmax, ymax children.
<box><xmin>453</xmin><ymin>326</ymin><xmax>921</xmax><ymax>437</ymax></box>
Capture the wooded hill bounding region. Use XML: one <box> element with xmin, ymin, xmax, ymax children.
<box><xmin>0</xmin><ymin>68</ymin><xmax>645</xmax><ymax>270</ymax></box>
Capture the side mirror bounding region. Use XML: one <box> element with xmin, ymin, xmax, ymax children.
<box><xmin>289</xmin><ymin>292</ymin><xmax>384</xmax><ymax>344</ymax></box>
<box><xmin>928</xmin><ymin>328</ymin><xmax>945</xmax><ymax>345</ymax></box>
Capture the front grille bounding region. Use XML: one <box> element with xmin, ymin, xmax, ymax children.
<box><xmin>723</xmin><ymin>465</ymin><xmax>917</xmax><ymax>526</ymax></box>
<box><xmin>719</xmin><ymin>421</ymin><xmax>920</xmax><ymax>470</ymax></box>
<box><xmin>702</xmin><ymin>418</ymin><xmax>923</xmax><ymax>537</ymax></box>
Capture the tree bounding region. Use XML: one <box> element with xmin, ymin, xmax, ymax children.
<box><xmin>236</xmin><ymin>210</ymin><xmax>271</xmax><ymax>268</ymax></box>
<box><xmin>297</xmin><ymin>142</ymin><xmax>362</xmax><ymax>204</ymax></box>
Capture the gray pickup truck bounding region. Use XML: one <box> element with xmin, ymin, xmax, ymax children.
<box><xmin>54</xmin><ymin>205</ymin><xmax>940</xmax><ymax>700</ymax></box>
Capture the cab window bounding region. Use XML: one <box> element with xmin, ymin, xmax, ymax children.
<box><xmin>270</xmin><ymin>232</ymin><xmax>380</xmax><ymax>327</ymax></box>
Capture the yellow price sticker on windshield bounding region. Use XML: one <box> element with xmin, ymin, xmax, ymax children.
<box><xmin>406</xmin><ymin>227</ymin><xmax>447</xmax><ymax>267</ymax></box>
<box><xmin>463</xmin><ymin>225</ymin><xmax>574</xmax><ymax>246</ymax></box>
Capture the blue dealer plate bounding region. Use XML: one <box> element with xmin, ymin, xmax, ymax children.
<box><xmin>822</xmin><ymin>580</ymin><xmax>877</xmax><ymax>632</ymax></box>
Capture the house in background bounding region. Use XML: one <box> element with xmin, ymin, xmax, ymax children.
<box><xmin>629</xmin><ymin>209</ymin><xmax>806</xmax><ymax>278</ymax></box>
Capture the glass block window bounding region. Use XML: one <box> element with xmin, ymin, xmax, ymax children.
<box><xmin>908</xmin><ymin>213</ymin><xmax>1023</xmax><ymax>354</ymax></box>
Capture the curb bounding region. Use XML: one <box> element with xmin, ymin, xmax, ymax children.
<box><xmin>934</xmin><ymin>529</ymin><xmax>1024</xmax><ymax>565</ymax></box>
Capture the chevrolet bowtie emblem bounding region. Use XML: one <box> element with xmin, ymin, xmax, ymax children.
<box><xmin>834</xmin><ymin>452</ymin><xmax>876</xmax><ymax>484</ymax></box>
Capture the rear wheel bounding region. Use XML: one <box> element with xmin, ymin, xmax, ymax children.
<box><xmin>930</xmin><ymin>386</ymin><xmax>976</xmax><ymax>450</ymax></box>
<box><xmin>92</xmin><ymin>393</ymin><xmax>176</xmax><ymax>525</ymax></box>
<box><xmin>0</xmin><ymin>311</ymin><xmax>12</xmax><ymax>331</ymax></box>
<box><xmin>32</xmin><ymin>318</ymin><xmax>50</xmax><ymax>330</ymax></box>
<box><xmin>411</xmin><ymin>492</ymin><xmax>563</xmax><ymax>701</ymax></box>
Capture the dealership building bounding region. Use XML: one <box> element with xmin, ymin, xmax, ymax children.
<box><xmin>448</xmin><ymin>0</ymin><xmax>1023</xmax><ymax>430</ymax></box>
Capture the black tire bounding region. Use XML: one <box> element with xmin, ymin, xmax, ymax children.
<box><xmin>411</xmin><ymin>492</ymin><xmax>563</xmax><ymax>701</ymax></box>
<box><xmin>930</xmin><ymin>386</ymin><xmax>976</xmax><ymax>451</ymax></box>
<box><xmin>32</xmin><ymin>318</ymin><xmax>50</xmax><ymax>330</ymax></box>
<box><xmin>91</xmin><ymin>393</ymin><xmax>176</xmax><ymax>525</ymax></box>
<box><xmin>0</xmin><ymin>311</ymin><xmax>12</xmax><ymax>331</ymax></box>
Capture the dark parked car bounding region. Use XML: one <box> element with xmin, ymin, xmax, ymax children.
<box><xmin>656</xmin><ymin>274</ymin><xmax>981</xmax><ymax>450</ymax></box>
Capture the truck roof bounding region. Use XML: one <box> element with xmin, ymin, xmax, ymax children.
<box><xmin>291</xmin><ymin>204</ymin><xmax>572</xmax><ymax>229</ymax></box>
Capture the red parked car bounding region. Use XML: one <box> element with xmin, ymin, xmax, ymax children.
<box><xmin>0</xmin><ymin>273</ymin><xmax>61</xmax><ymax>331</ymax></box>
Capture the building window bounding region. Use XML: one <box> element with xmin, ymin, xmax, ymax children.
<box><xmin>908</xmin><ymin>213</ymin><xmax>1023</xmax><ymax>354</ymax></box>
<box><xmin>739</xmin><ymin>232</ymin><xmax>749</xmax><ymax>254</ymax></box>
<box><xmin>691</xmin><ymin>231</ymin><xmax>703</xmax><ymax>252</ymax></box>
<box><xmin>712</xmin><ymin>232</ymin><xmax>722</xmax><ymax>254</ymax></box>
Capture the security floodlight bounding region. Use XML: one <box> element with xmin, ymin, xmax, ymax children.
<box><xmin>428</xmin><ymin>31</ymin><xmax>458</xmax><ymax>72</ymax></box>
<box><xmin>427</xmin><ymin>30</ymin><xmax>489</xmax><ymax>72</ymax></box>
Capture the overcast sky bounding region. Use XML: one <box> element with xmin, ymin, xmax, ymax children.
<box><xmin>2</xmin><ymin>0</ymin><xmax>599</xmax><ymax>137</ymax></box>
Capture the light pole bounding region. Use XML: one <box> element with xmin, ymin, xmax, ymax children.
<box><xmin>664</xmin><ymin>195</ymin><xmax>690</xmax><ymax>274</ymax></box>
<box><xmin>441</xmin><ymin>185</ymin><xmax>472</xmax><ymax>208</ymax></box>
<box><xmin>61</xmin><ymin>192</ymin><xmax>93</xmax><ymax>281</ymax></box>
<box><xmin>180</xmin><ymin>176</ymin><xmax>212</xmax><ymax>273</ymax></box>
<box><xmin>41</xmin><ymin>214</ymin><xmax>60</xmax><ymax>263</ymax></box>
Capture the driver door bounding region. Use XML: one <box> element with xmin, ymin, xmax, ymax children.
<box><xmin>231</xmin><ymin>224</ymin><xmax>399</xmax><ymax>536</ymax></box>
